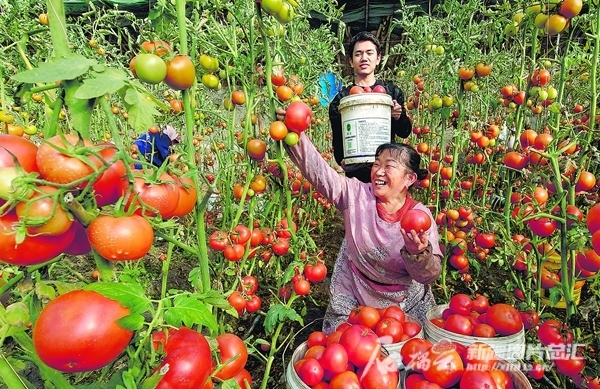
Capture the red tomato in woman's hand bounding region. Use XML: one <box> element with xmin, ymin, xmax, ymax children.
<box><xmin>284</xmin><ymin>101</ymin><xmax>313</xmax><ymax>133</ymax></box>
<box><xmin>33</xmin><ymin>290</ymin><xmax>133</xmax><ymax>372</ymax></box>
<box><xmin>401</xmin><ymin>209</ymin><xmax>432</xmax><ymax>232</ymax></box>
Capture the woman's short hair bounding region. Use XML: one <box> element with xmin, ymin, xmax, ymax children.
<box><xmin>374</xmin><ymin>143</ymin><xmax>428</xmax><ymax>180</ymax></box>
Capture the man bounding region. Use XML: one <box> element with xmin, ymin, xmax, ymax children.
<box><xmin>329</xmin><ymin>31</ymin><xmax>412</xmax><ymax>183</ymax></box>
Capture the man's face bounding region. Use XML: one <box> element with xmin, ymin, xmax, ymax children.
<box><xmin>350</xmin><ymin>40</ymin><xmax>380</xmax><ymax>77</ymax></box>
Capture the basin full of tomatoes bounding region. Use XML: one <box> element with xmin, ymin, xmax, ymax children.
<box><xmin>428</xmin><ymin>294</ymin><xmax>525</xmax><ymax>338</ymax></box>
<box><xmin>401</xmin><ymin>338</ymin><xmax>530</xmax><ymax>389</ymax></box>
<box><xmin>290</xmin><ymin>305</ymin><xmax>423</xmax><ymax>388</ymax></box>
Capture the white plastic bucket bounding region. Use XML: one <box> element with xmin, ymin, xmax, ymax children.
<box><xmin>381</xmin><ymin>314</ymin><xmax>424</xmax><ymax>370</ymax></box>
<box><xmin>286</xmin><ymin>341</ymin><xmax>402</xmax><ymax>389</ymax></box>
<box><xmin>339</xmin><ymin>93</ymin><xmax>393</xmax><ymax>164</ymax></box>
<box><xmin>424</xmin><ymin>305</ymin><xmax>526</xmax><ymax>361</ymax></box>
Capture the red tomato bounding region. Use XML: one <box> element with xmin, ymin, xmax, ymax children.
<box><xmin>304</xmin><ymin>261</ymin><xmax>328</xmax><ymax>282</ymax></box>
<box><xmin>0</xmin><ymin>211</ymin><xmax>76</xmax><ymax>265</ymax></box>
<box><xmin>208</xmin><ymin>230</ymin><xmax>228</xmax><ymax>251</ymax></box>
<box><xmin>587</xmin><ymin>203</ymin><xmax>600</xmax><ymax>234</ymax></box>
<box><xmin>555</xmin><ymin>357</ymin><xmax>585</xmax><ymax>378</ymax></box>
<box><xmin>449</xmin><ymin>293</ymin><xmax>473</xmax><ymax>315</ymax></box>
<box><xmin>250</xmin><ymin>228</ymin><xmax>263</xmax><ymax>247</ymax></box>
<box><xmin>537</xmin><ymin>319</ymin><xmax>572</xmax><ymax>346</ymax></box>
<box><xmin>528</xmin><ymin>362</ymin><xmax>545</xmax><ymax>380</ymax></box>
<box><xmin>329</xmin><ymin>371</ymin><xmax>360</xmax><ymax>389</ymax></box>
<box><xmin>171</xmin><ymin>177</ymin><xmax>198</xmax><ymax>218</ymax></box>
<box><xmin>0</xmin><ymin>134</ymin><xmax>39</xmax><ymax>172</ymax></box>
<box><xmin>528</xmin><ymin>217</ymin><xmax>558</xmax><ymax>237</ymax></box>
<box><xmin>357</xmin><ymin>355</ymin><xmax>399</xmax><ymax>389</ymax></box>
<box><xmin>285</xmin><ymin>101</ymin><xmax>313</xmax><ymax>133</ymax></box>
<box><xmin>276</xmin><ymin>217</ymin><xmax>297</xmax><ymax>238</ymax></box>
<box><xmin>36</xmin><ymin>134</ymin><xmax>102</xmax><ymax>186</ymax></box>
<box><xmin>471</xmin><ymin>294</ymin><xmax>489</xmax><ymax>313</ymax></box>
<box><xmin>307</xmin><ymin>331</ymin><xmax>328</xmax><ymax>348</ymax></box>
<box><xmin>460</xmin><ymin>370</ymin><xmax>498</xmax><ymax>389</ymax></box>
<box><xmin>401</xmin><ymin>209</ymin><xmax>432</xmax><ymax>232</ymax></box>
<box><xmin>349</xmin><ymin>86</ymin><xmax>365</xmax><ymax>94</ymax></box>
<box><xmin>503</xmin><ymin>151</ymin><xmax>528</xmax><ymax>170</ymax></box>
<box><xmin>33</xmin><ymin>290</ymin><xmax>133</xmax><ymax>372</ymax></box>
<box><xmin>164</xmin><ymin>55</ymin><xmax>195</xmax><ymax>90</ymax></box>
<box><xmin>228</xmin><ymin>291</ymin><xmax>247</xmax><ymax>312</ymax></box>
<box><xmin>223</xmin><ymin>243</ymin><xmax>245</xmax><ymax>262</ymax></box>
<box><xmin>230</xmin><ymin>224</ymin><xmax>252</xmax><ymax>245</ymax></box>
<box><xmin>489</xmin><ymin>369</ymin><xmax>513</xmax><ymax>389</ymax></box>
<box><xmin>245</xmin><ymin>295</ymin><xmax>262</xmax><ymax>313</ymax></box>
<box><xmin>120</xmin><ymin>172</ymin><xmax>180</xmax><ymax>219</ymax></box>
<box><xmin>577</xmin><ymin>249</ymin><xmax>600</xmax><ymax>273</ymax></box>
<box><xmin>87</xmin><ymin>214</ymin><xmax>154</xmax><ymax>261</ymax></box>
<box><xmin>519</xmin><ymin>309</ymin><xmax>540</xmax><ymax>330</ymax></box>
<box><xmin>475</xmin><ymin>233</ymin><xmax>495</xmax><ymax>249</ymax></box>
<box><xmin>375</xmin><ymin>317</ymin><xmax>404</xmax><ymax>344</ymax></box>
<box><xmin>295</xmin><ymin>358</ymin><xmax>324</xmax><ymax>386</ymax></box>
<box><xmin>92</xmin><ymin>143</ymin><xmax>127</xmax><ymax>207</ymax></box>
<box><xmin>403</xmin><ymin>321</ymin><xmax>422</xmax><ymax>338</ymax></box>
<box><xmin>239</xmin><ymin>275</ymin><xmax>259</xmax><ymax>295</ymax></box>
<box><xmin>400</xmin><ymin>338</ymin><xmax>433</xmax><ymax>373</ymax></box>
<box><xmin>214</xmin><ymin>333</ymin><xmax>248</xmax><ymax>380</ymax></box>
<box><xmin>15</xmin><ymin>185</ymin><xmax>73</xmax><ymax>236</ymax></box>
<box><xmin>246</xmin><ymin>138</ymin><xmax>267</xmax><ymax>161</ymax></box>
<box><xmin>320</xmin><ymin>343</ymin><xmax>349</xmax><ymax>374</ymax></box>
<box><xmin>485</xmin><ymin>303</ymin><xmax>523</xmax><ymax>336</ymax></box>
<box><xmin>153</xmin><ymin>327</ymin><xmax>212</xmax><ymax>389</ymax></box>
<box><xmin>353</xmin><ymin>306</ymin><xmax>381</xmax><ymax>329</ymax></box>
<box><xmin>422</xmin><ymin>342</ymin><xmax>464</xmax><ymax>388</ymax></box>
<box><xmin>444</xmin><ymin>314</ymin><xmax>473</xmax><ymax>336</ymax></box>
<box><xmin>464</xmin><ymin>342</ymin><xmax>497</xmax><ymax>371</ymax></box>
<box><xmin>232</xmin><ymin>368</ymin><xmax>252</xmax><ymax>388</ymax></box>
<box><xmin>382</xmin><ymin>306</ymin><xmax>406</xmax><ymax>323</ymax></box>
<box><xmin>338</xmin><ymin>324</ymin><xmax>382</xmax><ymax>368</ymax></box>
<box><xmin>293</xmin><ymin>279</ymin><xmax>311</xmax><ymax>296</ymax></box>
<box><xmin>472</xmin><ymin>324</ymin><xmax>496</xmax><ymax>338</ymax></box>
<box><xmin>271</xmin><ymin>238</ymin><xmax>290</xmax><ymax>256</ymax></box>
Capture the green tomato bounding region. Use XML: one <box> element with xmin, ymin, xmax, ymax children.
<box><xmin>546</xmin><ymin>86</ymin><xmax>558</xmax><ymax>100</ymax></box>
<box><xmin>284</xmin><ymin>131</ymin><xmax>299</xmax><ymax>146</ymax></box>
<box><xmin>134</xmin><ymin>54</ymin><xmax>167</xmax><ymax>84</ymax></box>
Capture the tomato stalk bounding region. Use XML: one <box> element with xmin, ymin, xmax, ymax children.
<box><xmin>583</xmin><ymin>3</ymin><xmax>600</xmax><ymax>145</ymax></box>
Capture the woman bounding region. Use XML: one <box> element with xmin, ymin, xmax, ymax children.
<box><xmin>286</xmin><ymin>132</ymin><xmax>442</xmax><ymax>334</ymax></box>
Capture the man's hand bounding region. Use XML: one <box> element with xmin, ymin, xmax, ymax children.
<box><xmin>391</xmin><ymin>100</ymin><xmax>403</xmax><ymax>120</ymax></box>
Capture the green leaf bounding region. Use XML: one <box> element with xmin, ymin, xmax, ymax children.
<box><xmin>83</xmin><ymin>282</ymin><xmax>151</xmax><ymax>314</ymax></box>
<box><xmin>35</xmin><ymin>282</ymin><xmax>56</xmax><ymax>303</ymax></box>
<box><xmin>264</xmin><ymin>303</ymin><xmax>303</xmax><ymax>334</ymax></box>
<box><xmin>11</xmin><ymin>54</ymin><xmax>97</xmax><ymax>83</ymax></box>
<box><xmin>4</xmin><ymin>302</ymin><xmax>30</xmax><ymax>327</ymax></box>
<box><xmin>64</xmin><ymin>83</ymin><xmax>95</xmax><ymax>138</ymax></box>
<box><xmin>52</xmin><ymin>281</ymin><xmax>80</xmax><ymax>295</ymax></box>
<box><xmin>163</xmin><ymin>295</ymin><xmax>218</xmax><ymax>332</ymax></box>
<box><xmin>117</xmin><ymin>313</ymin><xmax>146</xmax><ymax>331</ymax></box>
<box><xmin>196</xmin><ymin>289</ymin><xmax>232</xmax><ymax>310</ymax></box>
<box><xmin>74</xmin><ymin>68</ymin><xmax>128</xmax><ymax>99</ymax></box>
<box><xmin>119</xmin><ymin>86</ymin><xmax>162</xmax><ymax>133</ymax></box>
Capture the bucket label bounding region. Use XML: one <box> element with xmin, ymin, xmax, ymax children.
<box><xmin>342</xmin><ymin>116</ymin><xmax>391</xmax><ymax>164</ymax></box>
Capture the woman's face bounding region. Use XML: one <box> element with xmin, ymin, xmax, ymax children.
<box><xmin>370</xmin><ymin>150</ymin><xmax>416</xmax><ymax>199</ymax></box>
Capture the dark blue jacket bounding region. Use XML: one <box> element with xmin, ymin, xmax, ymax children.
<box><xmin>134</xmin><ymin>132</ymin><xmax>172</xmax><ymax>168</ymax></box>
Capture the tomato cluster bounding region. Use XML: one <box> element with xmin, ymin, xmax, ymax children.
<box><xmin>151</xmin><ymin>328</ymin><xmax>251</xmax><ymax>388</ymax></box>
<box><xmin>130</xmin><ymin>40</ymin><xmax>195</xmax><ymax>91</ymax></box>
<box><xmin>430</xmin><ymin>294</ymin><xmax>523</xmax><ymax>338</ymax></box>
<box><xmin>0</xmin><ymin>133</ymin><xmax>198</xmax><ymax>265</ymax></box>
<box><xmin>403</xmin><ymin>339</ymin><xmax>520</xmax><ymax>389</ymax></box>
<box><xmin>348</xmin><ymin>84</ymin><xmax>388</xmax><ymax>95</ymax></box>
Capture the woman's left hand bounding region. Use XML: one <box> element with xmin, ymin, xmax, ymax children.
<box><xmin>401</xmin><ymin>228</ymin><xmax>429</xmax><ymax>254</ymax></box>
